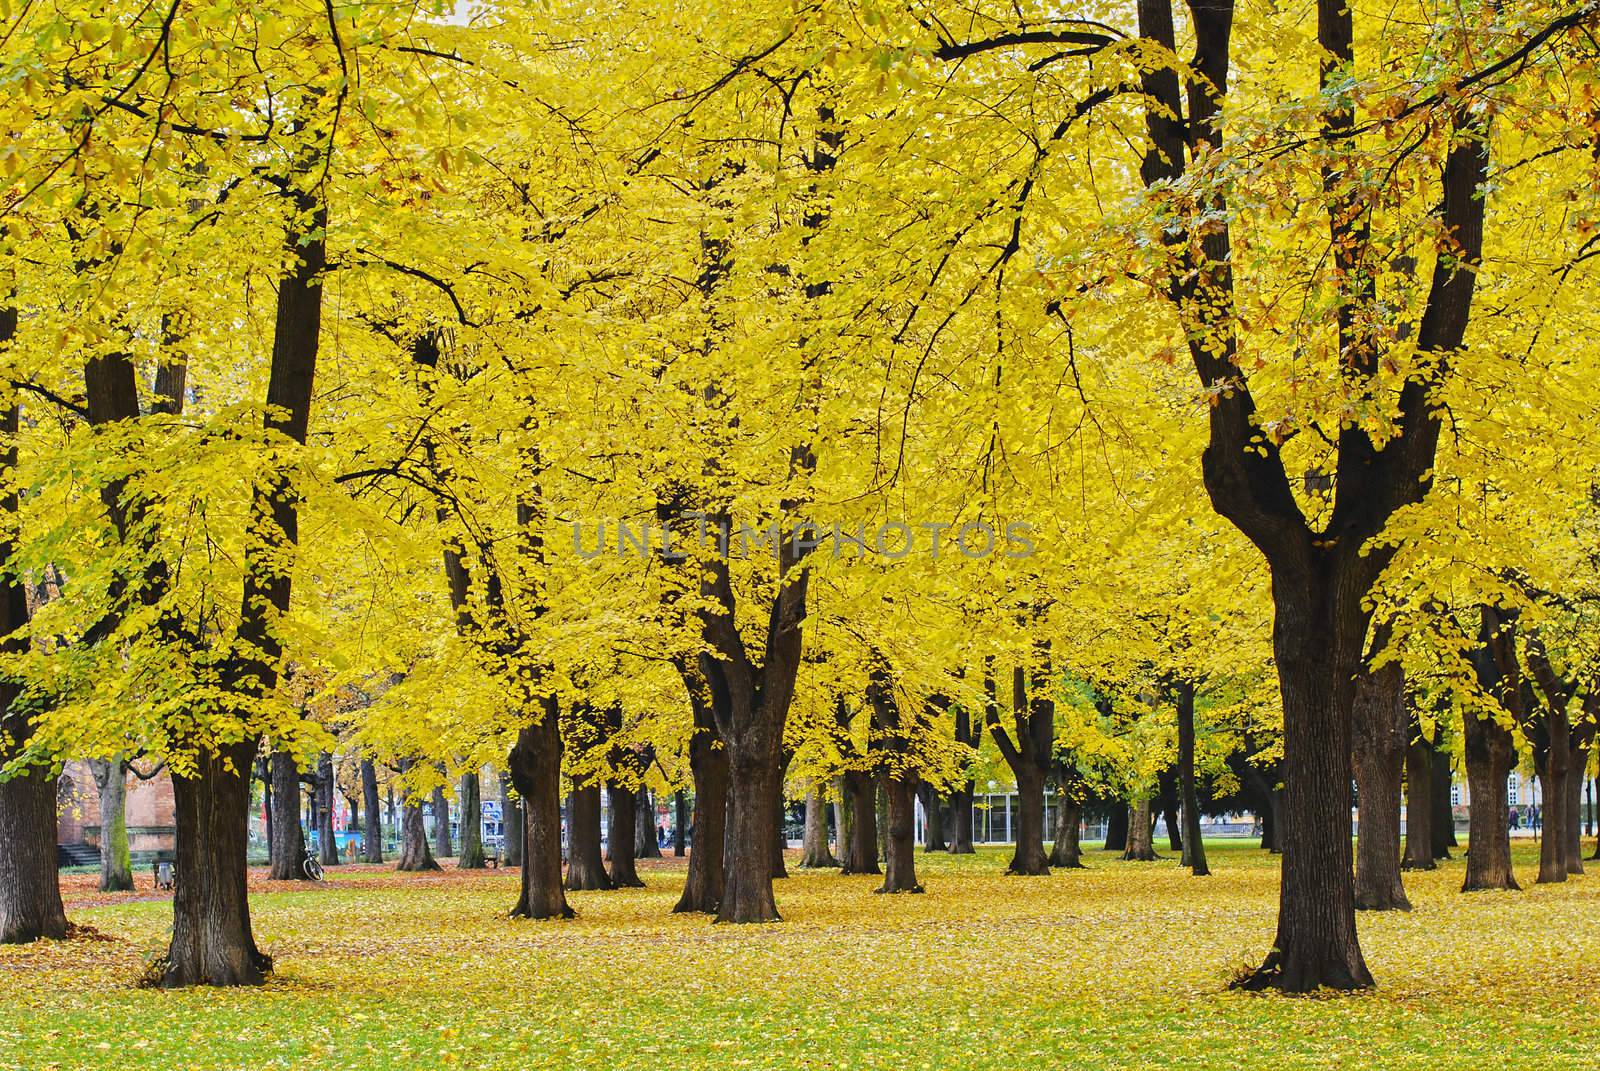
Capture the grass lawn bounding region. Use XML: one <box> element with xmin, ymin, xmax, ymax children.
<box><xmin>2</xmin><ymin>841</ymin><xmax>1597</xmax><ymax>1069</ymax></box>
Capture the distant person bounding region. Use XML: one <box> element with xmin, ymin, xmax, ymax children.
<box><xmin>1508</xmin><ymin>807</ymin><xmax>1520</xmax><ymax>832</ymax></box>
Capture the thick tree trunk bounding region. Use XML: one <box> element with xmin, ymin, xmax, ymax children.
<box><xmin>1461</xmin><ymin>705</ymin><xmax>1518</xmax><ymax>892</ymax></box>
<box><xmin>716</xmin><ymin>744</ymin><xmax>781</xmax><ymax>923</ymax></box>
<box><xmin>508</xmin><ymin>714</ymin><xmax>571</xmax><ymax>918</ymax></box>
<box><xmin>90</xmin><ymin>758</ymin><xmax>135</xmax><ymax>892</ymax></box>
<box><xmin>431</xmin><ymin>785</ymin><xmax>453</xmax><ymax>861</ymax></box>
<box><xmin>636</xmin><ymin>788</ymin><xmax>663</xmax><ymax>859</ymax></box>
<box><xmin>1401</xmin><ymin>736</ymin><xmax>1434</xmax><ymax>871</ymax></box>
<box><xmin>1352</xmin><ymin>663</ymin><xmax>1409</xmax><ymax>910</ymax></box>
<box><xmin>1533</xmin><ymin>706</ymin><xmax>1570</xmax><ymax>884</ymax></box>
<box><xmin>674</xmin><ymin>721</ymin><xmax>727</xmax><ymax>913</ymax></box>
<box><xmin>1123</xmin><ymin>798</ymin><xmax>1158</xmax><ymax>861</ymax></box>
<box><xmin>361</xmin><ymin>759</ymin><xmax>383</xmax><ymax>863</ymax></box>
<box><xmin>565</xmin><ymin>784</ymin><xmax>613</xmax><ymax>891</ymax></box>
<box><xmin>1049</xmin><ymin>795</ymin><xmax>1084</xmax><ymax>869</ymax></box>
<box><xmin>1233</xmin><ymin>587</ymin><xmax>1372</xmax><ymax>993</ymax></box>
<box><xmin>839</xmin><ymin>770</ymin><xmax>880</xmax><ymax>875</ymax></box>
<box><xmin>877</xmin><ymin>774</ymin><xmax>922</xmax><ymax>893</ymax></box>
<box><xmin>800</xmin><ymin>783</ymin><xmax>838</xmax><ymax>867</ymax></box>
<box><xmin>1175</xmin><ymin>679</ymin><xmax>1209</xmax><ymax>876</ymax></box>
<box><xmin>919</xmin><ymin>783</ymin><xmax>947</xmax><ymax>852</ymax></box>
<box><xmin>267</xmin><ymin>752</ymin><xmax>308</xmax><ymax>880</ymax></box>
<box><xmin>396</xmin><ymin>795</ymin><xmax>439</xmax><ymax>872</ymax></box>
<box><xmin>1009</xmin><ymin>766</ymin><xmax>1050</xmax><ymax>874</ymax></box>
<box><xmin>606</xmin><ymin>784</ymin><xmax>644</xmax><ymax>887</ymax></box>
<box><xmin>1104</xmin><ymin>803</ymin><xmax>1129</xmax><ymax>852</ymax></box>
<box><xmin>947</xmin><ymin>781</ymin><xmax>974</xmax><ymax>854</ymax></box>
<box><xmin>316</xmin><ymin>753</ymin><xmax>338</xmax><ymax>868</ymax></box>
<box><xmin>161</xmin><ymin>741</ymin><xmax>271</xmax><ymax>987</ymax></box>
<box><xmin>1430</xmin><ymin>751</ymin><xmax>1456</xmax><ymax>856</ymax></box>
<box><xmin>0</xmin><ymin>766</ymin><xmax>69</xmax><ymax>944</ymax></box>
<box><xmin>458</xmin><ymin>771</ymin><xmax>485</xmax><ymax>869</ymax></box>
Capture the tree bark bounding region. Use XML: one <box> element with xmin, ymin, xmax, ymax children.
<box><xmin>160</xmin><ymin>740</ymin><xmax>271</xmax><ymax>986</ymax></box>
<box><xmin>674</xmin><ymin>685</ymin><xmax>727</xmax><ymax>913</ymax></box>
<box><xmin>316</xmin><ymin>753</ymin><xmax>338</xmax><ymax>868</ymax></box>
<box><xmin>1175</xmin><ymin>679</ymin><xmax>1209</xmax><ymax>876</ymax></box>
<box><xmin>839</xmin><ymin>770</ymin><xmax>880</xmax><ymax>875</ymax></box>
<box><xmin>636</xmin><ymin>788</ymin><xmax>663</xmax><ymax>859</ymax></box>
<box><xmin>90</xmin><ymin>758</ymin><xmax>135</xmax><ymax>892</ymax></box>
<box><xmin>1104</xmin><ymin>803</ymin><xmax>1129</xmax><ymax>852</ymax></box>
<box><xmin>1461</xmin><ymin>705</ymin><xmax>1519</xmax><ymax>892</ymax></box>
<box><xmin>431</xmin><ymin>784</ymin><xmax>453</xmax><ymax>861</ymax></box>
<box><xmin>396</xmin><ymin>793</ymin><xmax>439</xmax><ymax>872</ymax></box>
<box><xmin>0</xmin><ymin>765</ymin><xmax>69</xmax><ymax>944</ymax></box>
<box><xmin>919</xmin><ymin>783</ymin><xmax>947</xmax><ymax>852</ymax></box>
<box><xmin>606</xmin><ymin>783</ymin><xmax>644</xmax><ymax>887</ymax></box>
<box><xmin>267</xmin><ymin>752</ymin><xmax>309</xmax><ymax>881</ymax></box>
<box><xmin>878</xmin><ymin>773</ymin><xmax>922</xmax><ymax>893</ymax></box>
<box><xmin>502</xmin><ymin>773</ymin><xmax>524</xmax><ymax>868</ymax></box>
<box><xmin>770</xmin><ymin>762</ymin><xmax>790</xmax><ymax>879</ymax></box>
<box><xmin>1123</xmin><ymin>798</ymin><xmax>1158</xmax><ymax>861</ymax></box>
<box><xmin>1352</xmin><ymin>662</ymin><xmax>1410</xmax><ymax>910</ymax></box>
<box><xmin>986</xmin><ymin>657</ymin><xmax>1051</xmax><ymax>875</ymax></box>
<box><xmin>947</xmin><ymin>705</ymin><xmax>977</xmax><ymax>854</ymax></box>
<box><xmin>1049</xmin><ymin>793</ymin><xmax>1084</xmax><ymax>869</ymax></box>
<box><xmin>800</xmin><ymin>783</ymin><xmax>838</xmax><ymax>867</ymax></box>
<box><xmin>1010</xmin><ymin>765</ymin><xmax>1051</xmax><ymax>873</ymax></box>
<box><xmin>361</xmin><ymin>759</ymin><xmax>384</xmax><ymax>863</ymax></box>
<box><xmin>458</xmin><ymin>771</ymin><xmax>486</xmax><ymax>869</ymax></box>
<box><xmin>564</xmin><ymin>784</ymin><xmax>612</xmax><ymax>890</ymax></box>
<box><xmin>508</xmin><ymin>712</ymin><xmax>571</xmax><ymax>918</ymax></box>
<box><xmin>1430</xmin><ymin>749</ymin><xmax>1456</xmax><ymax>857</ymax></box>
<box><xmin>1401</xmin><ymin>734</ymin><xmax>1434</xmax><ymax>871</ymax></box>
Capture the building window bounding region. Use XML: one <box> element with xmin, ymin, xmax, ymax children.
<box><xmin>1450</xmin><ymin>785</ymin><xmax>1460</xmax><ymax>806</ymax></box>
<box><xmin>1507</xmin><ymin>777</ymin><xmax>1518</xmax><ymax>806</ymax></box>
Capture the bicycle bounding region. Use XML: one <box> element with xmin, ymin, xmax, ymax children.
<box><xmin>302</xmin><ymin>845</ymin><xmax>325</xmax><ymax>882</ymax></box>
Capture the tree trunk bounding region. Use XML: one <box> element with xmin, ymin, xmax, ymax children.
<box><xmin>1461</xmin><ymin>704</ymin><xmax>1519</xmax><ymax>892</ymax></box>
<box><xmin>839</xmin><ymin>770</ymin><xmax>880</xmax><ymax>875</ymax></box>
<box><xmin>606</xmin><ymin>784</ymin><xmax>644</xmax><ymax>887</ymax></box>
<box><xmin>1232</xmin><ymin>587</ymin><xmax>1372</xmax><ymax>993</ymax></box>
<box><xmin>564</xmin><ymin>784</ymin><xmax>613</xmax><ymax>891</ymax></box>
<box><xmin>267</xmin><ymin>752</ymin><xmax>309</xmax><ymax>880</ymax></box>
<box><xmin>1591</xmin><ymin>777</ymin><xmax>1600</xmax><ymax>862</ymax></box>
<box><xmin>396</xmin><ymin>793</ymin><xmax>439</xmax><ymax>872</ymax></box>
<box><xmin>361</xmin><ymin>759</ymin><xmax>383</xmax><ymax>863</ymax></box>
<box><xmin>674</xmin><ymin>702</ymin><xmax>728</xmax><ymax>913</ymax></box>
<box><xmin>717</xmin><ymin>743</ymin><xmax>781</xmax><ymax>923</ymax></box>
<box><xmin>877</xmin><ymin>773</ymin><xmax>922</xmax><ymax>893</ymax></box>
<box><xmin>636</xmin><ymin>788</ymin><xmax>663</xmax><ymax>859</ymax></box>
<box><xmin>1104</xmin><ymin>803</ymin><xmax>1129</xmax><ymax>852</ymax></box>
<box><xmin>1123</xmin><ymin>798</ymin><xmax>1158</xmax><ymax>861</ymax></box>
<box><xmin>673</xmin><ymin>790</ymin><xmax>688</xmax><ymax>857</ymax></box>
<box><xmin>458</xmin><ymin>771</ymin><xmax>486</xmax><ymax>869</ymax></box>
<box><xmin>770</xmin><ymin>768</ymin><xmax>789</xmax><ymax>879</ymax></box>
<box><xmin>800</xmin><ymin>783</ymin><xmax>838</xmax><ymax>867</ymax></box>
<box><xmin>502</xmin><ymin>773</ymin><xmax>524</xmax><ymax>868</ymax></box>
<box><xmin>1352</xmin><ymin>663</ymin><xmax>1409</xmax><ymax>910</ymax></box>
<box><xmin>1401</xmin><ymin>736</ymin><xmax>1434</xmax><ymax>871</ymax></box>
<box><xmin>90</xmin><ymin>758</ymin><xmax>135</xmax><ymax>892</ymax></box>
<box><xmin>0</xmin><ymin>765</ymin><xmax>69</xmax><ymax>944</ymax></box>
<box><xmin>1049</xmin><ymin>795</ymin><xmax>1085</xmax><ymax>869</ymax></box>
<box><xmin>947</xmin><ymin>780</ymin><xmax>974</xmax><ymax>854</ymax></box>
<box><xmin>1175</xmin><ymin>679</ymin><xmax>1209</xmax><ymax>876</ymax></box>
<box><xmin>316</xmin><ymin>753</ymin><xmax>338</xmax><ymax>868</ymax></box>
<box><xmin>160</xmin><ymin>741</ymin><xmax>271</xmax><ymax>987</ymax></box>
<box><xmin>1561</xmin><ymin>757</ymin><xmax>1585</xmax><ymax>876</ymax></box>
<box><xmin>1430</xmin><ymin>750</ymin><xmax>1456</xmax><ymax>856</ymax></box>
<box><xmin>1534</xmin><ymin>705</ymin><xmax>1570</xmax><ymax>884</ymax></box>
<box><xmin>508</xmin><ymin>714</ymin><xmax>571</xmax><ymax>918</ymax></box>
<box><xmin>1009</xmin><ymin>766</ymin><xmax>1050</xmax><ymax>874</ymax></box>
<box><xmin>920</xmin><ymin>783</ymin><xmax>947</xmax><ymax>852</ymax></box>
<box><xmin>431</xmin><ymin>785</ymin><xmax>453</xmax><ymax>861</ymax></box>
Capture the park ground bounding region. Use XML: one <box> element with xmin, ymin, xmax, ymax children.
<box><xmin>1</xmin><ymin>842</ymin><xmax>1597</xmax><ymax>1069</ymax></box>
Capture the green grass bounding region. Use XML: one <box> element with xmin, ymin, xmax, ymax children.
<box><xmin>3</xmin><ymin>841</ymin><xmax>1597</xmax><ymax>1069</ymax></box>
